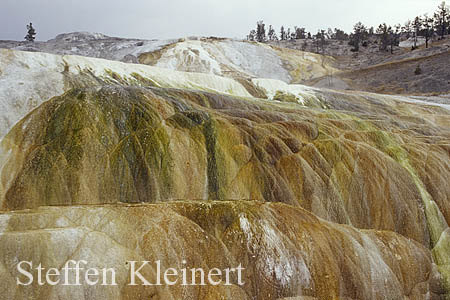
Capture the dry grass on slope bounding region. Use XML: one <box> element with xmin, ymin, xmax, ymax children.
<box><xmin>306</xmin><ymin>49</ymin><xmax>450</xmax><ymax>95</ymax></box>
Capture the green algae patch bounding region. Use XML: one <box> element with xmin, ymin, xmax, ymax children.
<box><xmin>235</xmin><ymin>77</ymin><xmax>268</xmax><ymax>99</ymax></box>
<box><xmin>2</xmin><ymin>86</ymin><xmax>179</xmax><ymax>208</ymax></box>
<box><xmin>130</xmin><ymin>72</ymin><xmax>159</xmax><ymax>87</ymax></box>
<box><xmin>103</xmin><ymin>69</ymin><xmax>130</xmax><ymax>85</ymax></box>
<box><xmin>62</xmin><ymin>67</ymin><xmax>106</xmax><ymax>90</ymax></box>
<box><xmin>138</xmin><ymin>42</ymin><xmax>178</xmax><ymax>66</ymax></box>
<box><xmin>203</xmin><ymin>118</ymin><xmax>225</xmax><ymax>200</ymax></box>
<box><xmin>340</xmin><ymin>115</ymin><xmax>450</xmax><ymax>293</ymax></box>
<box><xmin>273</xmin><ymin>91</ymin><xmax>299</xmax><ymax>103</ymax></box>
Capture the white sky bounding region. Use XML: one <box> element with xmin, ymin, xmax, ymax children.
<box><xmin>0</xmin><ymin>0</ymin><xmax>446</xmax><ymax>41</ymax></box>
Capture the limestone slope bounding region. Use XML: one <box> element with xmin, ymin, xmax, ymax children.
<box><xmin>0</xmin><ymin>48</ymin><xmax>450</xmax><ymax>299</ymax></box>
<box><xmin>137</xmin><ymin>38</ymin><xmax>337</xmax><ymax>83</ymax></box>
<box><xmin>0</xmin><ymin>48</ymin><xmax>327</xmax><ymax>139</ymax></box>
<box><xmin>0</xmin><ymin>33</ymin><xmax>337</xmax><ymax>83</ymax></box>
<box><xmin>0</xmin><ymin>202</ymin><xmax>439</xmax><ymax>300</ymax></box>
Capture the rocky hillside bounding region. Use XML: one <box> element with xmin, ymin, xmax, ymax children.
<box><xmin>274</xmin><ymin>36</ymin><xmax>450</xmax><ymax>95</ymax></box>
<box><xmin>0</xmin><ymin>36</ymin><xmax>450</xmax><ymax>299</ymax></box>
<box><xmin>331</xmin><ymin>50</ymin><xmax>450</xmax><ymax>95</ymax></box>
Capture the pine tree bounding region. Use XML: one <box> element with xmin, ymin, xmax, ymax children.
<box><xmin>320</xmin><ymin>29</ymin><xmax>326</xmax><ymax>53</ymax></box>
<box><xmin>402</xmin><ymin>20</ymin><xmax>412</xmax><ymax>39</ymax></box>
<box><xmin>247</xmin><ymin>30</ymin><xmax>256</xmax><ymax>41</ymax></box>
<box><xmin>435</xmin><ymin>1</ymin><xmax>449</xmax><ymax>39</ymax></box>
<box><xmin>301</xmin><ymin>39</ymin><xmax>308</xmax><ymax>51</ymax></box>
<box><xmin>24</xmin><ymin>23</ymin><xmax>36</xmax><ymax>42</ymax></box>
<box><xmin>294</xmin><ymin>27</ymin><xmax>306</xmax><ymax>39</ymax></box>
<box><xmin>423</xmin><ymin>14</ymin><xmax>434</xmax><ymax>48</ymax></box>
<box><xmin>313</xmin><ymin>31</ymin><xmax>323</xmax><ymax>53</ymax></box>
<box><xmin>349</xmin><ymin>22</ymin><xmax>366</xmax><ymax>52</ymax></box>
<box><xmin>268</xmin><ymin>25</ymin><xmax>277</xmax><ymax>41</ymax></box>
<box><xmin>377</xmin><ymin>23</ymin><xmax>390</xmax><ymax>51</ymax></box>
<box><xmin>280</xmin><ymin>26</ymin><xmax>286</xmax><ymax>41</ymax></box>
<box><xmin>327</xmin><ymin>28</ymin><xmax>334</xmax><ymax>39</ymax></box>
<box><xmin>390</xmin><ymin>24</ymin><xmax>401</xmax><ymax>54</ymax></box>
<box><xmin>256</xmin><ymin>21</ymin><xmax>266</xmax><ymax>42</ymax></box>
<box><xmin>290</xmin><ymin>30</ymin><xmax>296</xmax><ymax>41</ymax></box>
<box><xmin>412</xmin><ymin>16</ymin><xmax>422</xmax><ymax>49</ymax></box>
<box><xmin>334</xmin><ymin>28</ymin><xmax>348</xmax><ymax>41</ymax></box>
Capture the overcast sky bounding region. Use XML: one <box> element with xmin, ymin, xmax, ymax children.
<box><xmin>0</xmin><ymin>0</ymin><xmax>445</xmax><ymax>41</ymax></box>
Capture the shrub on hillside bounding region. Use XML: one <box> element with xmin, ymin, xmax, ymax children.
<box><xmin>414</xmin><ymin>65</ymin><xmax>422</xmax><ymax>75</ymax></box>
